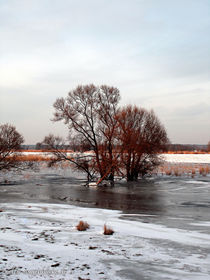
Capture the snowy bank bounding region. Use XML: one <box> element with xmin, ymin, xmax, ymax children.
<box><xmin>0</xmin><ymin>203</ymin><xmax>210</xmax><ymax>279</ymax></box>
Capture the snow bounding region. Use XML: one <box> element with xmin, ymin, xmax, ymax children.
<box><xmin>21</xmin><ymin>152</ymin><xmax>210</xmax><ymax>164</ymax></box>
<box><xmin>1</xmin><ymin>203</ymin><xmax>210</xmax><ymax>279</ymax></box>
<box><xmin>162</xmin><ymin>154</ymin><xmax>210</xmax><ymax>164</ymax></box>
<box><xmin>1</xmin><ymin>153</ymin><xmax>210</xmax><ymax>279</ymax></box>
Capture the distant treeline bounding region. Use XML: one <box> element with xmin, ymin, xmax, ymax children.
<box><xmin>166</xmin><ymin>144</ymin><xmax>207</xmax><ymax>152</ymax></box>
<box><xmin>20</xmin><ymin>143</ymin><xmax>208</xmax><ymax>152</ymax></box>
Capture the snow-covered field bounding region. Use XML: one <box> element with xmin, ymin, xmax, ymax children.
<box><xmin>162</xmin><ymin>154</ymin><xmax>210</xmax><ymax>164</ymax></box>
<box><xmin>21</xmin><ymin>151</ymin><xmax>210</xmax><ymax>164</ymax></box>
<box><xmin>1</xmin><ymin>203</ymin><xmax>210</xmax><ymax>280</ymax></box>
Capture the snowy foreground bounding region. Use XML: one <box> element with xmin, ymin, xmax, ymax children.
<box><xmin>1</xmin><ymin>203</ymin><xmax>210</xmax><ymax>280</ymax></box>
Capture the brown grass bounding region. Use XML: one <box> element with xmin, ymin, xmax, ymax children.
<box><xmin>103</xmin><ymin>224</ymin><xmax>114</xmax><ymax>235</ymax></box>
<box><xmin>156</xmin><ymin>163</ymin><xmax>210</xmax><ymax>177</ymax></box>
<box><xmin>199</xmin><ymin>167</ymin><xmax>205</xmax><ymax>175</ymax></box>
<box><xmin>7</xmin><ymin>155</ymin><xmax>52</xmax><ymax>162</ymax></box>
<box><xmin>17</xmin><ymin>149</ymin><xmax>74</xmax><ymax>153</ymax></box>
<box><xmin>8</xmin><ymin>154</ymin><xmax>74</xmax><ymax>162</ymax></box>
<box><xmin>165</xmin><ymin>169</ymin><xmax>172</xmax><ymax>176</ymax></box>
<box><xmin>205</xmin><ymin>165</ymin><xmax>210</xmax><ymax>173</ymax></box>
<box><xmin>191</xmin><ymin>168</ymin><xmax>196</xmax><ymax>178</ymax></box>
<box><xmin>174</xmin><ymin>168</ymin><xmax>180</xmax><ymax>176</ymax></box>
<box><xmin>76</xmin><ymin>221</ymin><xmax>90</xmax><ymax>231</ymax></box>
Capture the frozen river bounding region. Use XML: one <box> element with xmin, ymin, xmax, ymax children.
<box><xmin>0</xmin><ymin>158</ymin><xmax>210</xmax><ymax>279</ymax></box>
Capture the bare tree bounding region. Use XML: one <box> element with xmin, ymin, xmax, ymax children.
<box><xmin>43</xmin><ymin>134</ymin><xmax>96</xmax><ymax>181</ymax></box>
<box><xmin>44</xmin><ymin>85</ymin><xmax>169</xmax><ymax>184</ymax></box>
<box><xmin>116</xmin><ymin>105</ymin><xmax>169</xmax><ymax>181</ymax></box>
<box><xmin>43</xmin><ymin>84</ymin><xmax>120</xmax><ymax>182</ymax></box>
<box><xmin>0</xmin><ymin>123</ymin><xmax>24</xmax><ymax>171</ymax></box>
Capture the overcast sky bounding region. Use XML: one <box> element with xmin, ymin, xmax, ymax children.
<box><xmin>0</xmin><ymin>0</ymin><xmax>209</xmax><ymax>144</ymax></box>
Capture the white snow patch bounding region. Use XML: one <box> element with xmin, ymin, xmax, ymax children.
<box><xmin>162</xmin><ymin>154</ymin><xmax>210</xmax><ymax>164</ymax></box>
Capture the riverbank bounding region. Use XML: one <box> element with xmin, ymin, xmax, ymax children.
<box><xmin>1</xmin><ymin>202</ymin><xmax>210</xmax><ymax>280</ymax></box>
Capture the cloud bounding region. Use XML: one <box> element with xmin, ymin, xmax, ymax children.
<box><xmin>0</xmin><ymin>0</ymin><xmax>210</xmax><ymax>144</ymax></box>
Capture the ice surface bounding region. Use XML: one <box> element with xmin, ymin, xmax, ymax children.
<box><xmin>1</xmin><ymin>153</ymin><xmax>210</xmax><ymax>279</ymax></box>
<box><xmin>0</xmin><ymin>203</ymin><xmax>210</xmax><ymax>279</ymax></box>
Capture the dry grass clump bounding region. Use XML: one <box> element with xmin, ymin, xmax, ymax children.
<box><xmin>76</xmin><ymin>221</ymin><xmax>90</xmax><ymax>231</ymax></box>
<box><xmin>199</xmin><ymin>166</ymin><xmax>206</xmax><ymax>176</ymax></box>
<box><xmin>165</xmin><ymin>169</ymin><xmax>172</xmax><ymax>176</ymax></box>
<box><xmin>174</xmin><ymin>168</ymin><xmax>180</xmax><ymax>176</ymax></box>
<box><xmin>191</xmin><ymin>168</ymin><xmax>196</xmax><ymax>178</ymax></box>
<box><xmin>103</xmin><ymin>224</ymin><xmax>114</xmax><ymax>235</ymax></box>
<box><xmin>205</xmin><ymin>165</ymin><xmax>210</xmax><ymax>174</ymax></box>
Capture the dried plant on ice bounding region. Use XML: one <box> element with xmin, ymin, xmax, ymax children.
<box><xmin>76</xmin><ymin>221</ymin><xmax>90</xmax><ymax>231</ymax></box>
<box><xmin>103</xmin><ymin>224</ymin><xmax>114</xmax><ymax>235</ymax></box>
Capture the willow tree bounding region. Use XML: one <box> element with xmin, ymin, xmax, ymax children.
<box><xmin>116</xmin><ymin>105</ymin><xmax>169</xmax><ymax>181</ymax></box>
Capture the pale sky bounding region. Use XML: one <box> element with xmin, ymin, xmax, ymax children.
<box><xmin>0</xmin><ymin>0</ymin><xmax>209</xmax><ymax>144</ymax></box>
